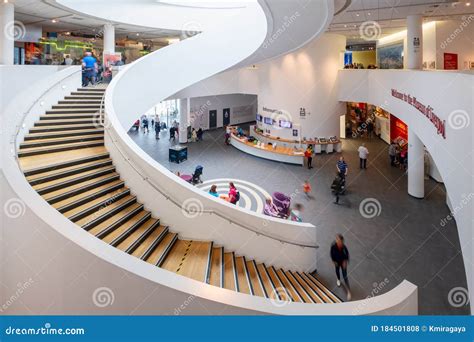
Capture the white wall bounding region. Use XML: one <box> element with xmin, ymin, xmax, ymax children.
<box><xmin>189</xmin><ymin>93</ymin><xmax>257</xmax><ymax>130</ymax></box>
<box><xmin>175</xmin><ymin>33</ymin><xmax>347</xmax><ymax>139</ymax></box>
<box><xmin>338</xmin><ymin>69</ymin><xmax>473</xmax><ymax>312</ymax></box>
<box><xmin>436</xmin><ymin>18</ymin><xmax>474</xmax><ymax>70</ymax></box>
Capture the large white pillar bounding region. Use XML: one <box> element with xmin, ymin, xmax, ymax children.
<box><xmin>407</xmin><ymin>129</ymin><xmax>425</xmax><ymax>199</ymax></box>
<box><xmin>406</xmin><ymin>15</ymin><xmax>423</xmax><ymax>70</ymax></box>
<box><xmin>178</xmin><ymin>98</ymin><xmax>190</xmax><ymax>144</ymax></box>
<box><xmin>103</xmin><ymin>23</ymin><xmax>115</xmax><ymax>56</ymax></box>
<box><xmin>0</xmin><ymin>2</ymin><xmax>14</xmax><ymax>65</ymax></box>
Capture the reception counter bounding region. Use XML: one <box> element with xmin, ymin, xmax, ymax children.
<box><xmin>230</xmin><ymin>133</ymin><xmax>305</xmax><ymax>165</ymax></box>
<box><xmin>251</xmin><ymin>126</ymin><xmax>342</xmax><ymax>154</ymax></box>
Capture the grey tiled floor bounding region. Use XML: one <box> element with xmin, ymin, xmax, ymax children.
<box><xmin>129</xmin><ymin>126</ymin><xmax>469</xmax><ymax>315</ymax></box>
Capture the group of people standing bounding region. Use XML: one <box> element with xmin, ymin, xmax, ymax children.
<box><xmin>388</xmin><ymin>142</ymin><xmax>408</xmax><ymax>171</ymax></box>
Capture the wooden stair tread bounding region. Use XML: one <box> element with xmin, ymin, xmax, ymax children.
<box><xmin>84</xmin><ymin>202</ymin><xmax>142</xmax><ymax>236</ymax></box>
<box><xmin>175</xmin><ymin>241</ymin><xmax>212</xmax><ymax>282</ymax></box>
<box><xmin>276</xmin><ymin>269</ymin><xmax>302</xmax><ymax>303</ymax></box>
<box><xmin>20</xmin><ymin>140</ymin><xmax>103</xmax><ymax>153</ymax></box>
<box><xmin>291</xmin><ymin>271</ymin><xmax>323</xmax><ymax>304</ymax></box>
<box><xmin>256</xmin><ymin>264</ymin><xmax>274</xmax><ymax>299</ymax></box>
<box><xmin>223</xmin><ymin>252</ymin><xmax>236</xmax><ymax>291</ymax></box>
<box><xmin>42</xmin><ymin>173</ymin><xmax>119</xmax><ymax>201</ymax></box>
<box><xmin>19</xmin><ymin>146</ymin><xmax>107</xmax><ymax>170</ymax></box>
<box><xmin>101</xmin><ymin>210</ymin><xmax>149</xmax><ymax>244</ymax></box>
<box><xmin>75</xmin><ymin>195</ymin><xmax>136</xmax><ymax>227</ymax></box>
<box><xmin>116</xmin><ymin>219</ymin><xmax>161</xmax><ymax>251</ymax></box>
<box><xmin>304</xmin><ymin>273</ymin><xmax>342</xmax><ymax>303</ymax></box>
<box><xmin>27</xmin><ymin>158</ymin><xmax>112</xmax><ymax>182</ymax></box>
<box><xmin>208</xmin><ymin>247</ymin><xmax>223</xmax><ymax>287</ymax></box>
<box><xmin>267</xmin><ymin>267</ymin><xmax>291</xmax><ymax>302</ymax></box>
<box><xmin>284</xmin><ymin>270</ymin><xmax>312</xmax><ymax>303</ymax></box>
<box><xmin>246</xmin><ymin>260</ymin><xmax>265</xmax><ymax>297</ymax></box>
<box><xmin>235</xmin><ymin>256</ymin><xmax>251</xmax><ymax>294</ymax></box>
<box><xmin>25</xmin><ymin>129</ymin><xmax>103</xmax><ymax>139</ymax></box>
<box><xmin>51</xmin><ymin>180</ymin><xmax>124</xmax><ymax>209</ymax></box>
<box><xmin>134</xmin><ymin>230</ymin><xmax>172</xmax><ymax>259</ymax></box>
<box><xmin>32</xmin><ymin>165</ymin><xmax>114</xmax><ymax>191</ymax></box>
<box><xmin>62</xmin><ymin>188</ymin><xmax>129</xmax><ymax>218</ymax></box>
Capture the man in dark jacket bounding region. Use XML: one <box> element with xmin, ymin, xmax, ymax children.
<box><xmin>330</xmin><ymin>234</ymin><xmax>351</xmax><ymax>300</ymax></box>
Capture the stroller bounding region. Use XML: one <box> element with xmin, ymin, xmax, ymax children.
<box><xmin>272</xmin><ymin>192</ymin><xmax>291</xmax><ymax>218</ymax></box>
<box><xmin>191</xmin><ymin>165</ymin><xmax>204</xmax><ymax>185</ymax></box>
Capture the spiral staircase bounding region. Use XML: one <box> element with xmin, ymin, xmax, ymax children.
<box><xmin>17</xmin><ymin>86</ymin><xmax>342</xmax><ymax>305</ymax></box>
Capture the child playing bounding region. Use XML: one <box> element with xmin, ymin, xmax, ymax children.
<box><xmin>303</xmin><ymin>180</ymin><xmax>313</xmax><ymax>200</ymax></box>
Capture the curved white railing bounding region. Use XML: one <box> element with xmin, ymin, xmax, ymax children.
<box><xmin>0</xmin><ymin>1</ymin><xmax>420</xmax><ymax>314</ymax></box>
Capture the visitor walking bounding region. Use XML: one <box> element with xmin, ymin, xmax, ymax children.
<box><xmin>330</xmin><ymin>234</ymin><xmax>351</xmax><ymax>300</ymax></box>
<box><xmin>336</xmin><ymin>156</ymin><xmax>348</xmax><ymax>178</ymax></box>
<box><xmin>305</xmin><ymin>146</ymin><xmax>313</xmax><ymax>169</ymax></box>
<box><xmin>289</xmin><ymin>203</ymin><xmax>303</xmax><ymax>222</ymax></box>
<box><xmin>389</xmin><ymin>142</ymin><xmax>397</xmax><ymax>166</ymax></box>
<box><xmin>81</xmin><ymin>51</ymin><xmax>98</xmax><ymax>87</ymax></box>
<box><xmin>154</xmin><ymin>119</ymin><xmax>161</xmax><ymax>139</ymax></box>
<box><xmin>358</xmin><ymin>143</ymin><xmax>369</xmax><ymax>169</ymax></box>
<box><xmin>303</xmin><ymin>180</ymin><xmax>313</xmax><ymax>200</ymax></box>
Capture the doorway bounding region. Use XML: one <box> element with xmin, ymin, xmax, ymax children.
<box><xmin>223</xmin><ymin>108</ymin><xmax>230</xmax><ymax>126</ymax></box>
<box><xmin>209</xmin><ymin>110</ymin><xmax>217</xmax><ymax>129</ymax></box>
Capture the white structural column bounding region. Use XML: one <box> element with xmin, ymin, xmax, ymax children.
<box><xmin>407</xmin><ymin>128</ymin><xmax>425</xmax><ymax>199</ymax></box>
<box><xmin>0</xmin><ymin>2</ymin><xmax>14</xmax><ymax>65</ymax></box>
<box><xmin>179</xmin><ymin>98</ymin><xmax>190</xmax><ymax>144</ymax></box>
<box><xmin>103</xmin><ymin>23</ymin><xmax>115</xmax><ymax>57</ymax></box>
<box><xmin>406</xmin><ymin>15</ymin><xmax>423</xmax><ymax>69</ymax></box>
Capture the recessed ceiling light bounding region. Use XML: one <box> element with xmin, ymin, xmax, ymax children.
<box><xmin>356</xmin><ymin>13</ymin><xmax>360</xmax><ymax>16</ymax></box>
<box><xmin>344</xmin><ymin>24</ymin><xmax>347</xmax><ymax>28</ymax></box>
<box><xmin>367</xmin><ymin>12</ymin><xmax>371</xmax><ymax>15</ymax></box>
<box><xmin>467</xmin><ymin>2</ymin><xmax>471</xmax><ymax>6</ymax></box>
<box><xmin>136</xmin><ymin>33</ymin><xmax>140</xmax><ymax>36</ymax></box>
<box><xmin>52</xmin><ymin>19</ymin><xmax>58</xmax><ymax>23</ymax></box>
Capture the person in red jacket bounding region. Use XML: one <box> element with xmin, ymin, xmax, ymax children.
<box><xmin>228</xmin><ymin>182</ymin><xmax>239</xmax><ymax>205</ymax></box>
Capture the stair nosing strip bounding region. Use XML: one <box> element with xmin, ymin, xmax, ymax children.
<box><xmin>94</xmin><ymin>205</ymin><xmax>144</xmax><ymax>240</ymax></box>
<box><xmin>242</xmin><ymin>256</ymin><xmax>254</xmax><ymax>296</ymax></box>
<box><xmin>81</xmin><ymin>197</ymin><xmax>137</xmax><ymax>231</ymax></box>
<box><xmin>204</xmin><ymin>242</ymin><xmax>214</xmax><ymax>284</ymax></box>
<box><xmin>109</xmin><ymin>212</ymin><xmax>152</xmax><ymax>247</ymax></box>
<box><xmin>253</xmin><ymin>260</ymin><xmax>268</xmax><ymax>298</ymax></box>
<box><xmin>124</xmin><ymin>219</ymin><xmax>160</xmax><ymax>254</ymax></box>
<box><xmin>155</xmin><ymin>233</ymin><xmax>178</xmax><ymax>267</ymax></box>
<box><xmin>139</xmin><ymin>226</ymin><xmax>169</xmax><ymax>261</ymax></box>
<box><xmin>68</xmin><ymin>189</ymin><xmax>130</xmax><ymax>222</ymax></box>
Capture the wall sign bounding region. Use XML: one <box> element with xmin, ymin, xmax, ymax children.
<box><xmin>391</xmin><ymin>89</ymin><xmax>446</xmax><ymax>139</ymax></box>
<box><xmin>443</xmin><ymin>53</ymin><xmax>458</xmax><ymax>70</ymax></box>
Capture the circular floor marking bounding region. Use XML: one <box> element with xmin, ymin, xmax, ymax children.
<box><xmin>197</xmin><ymin>178</ymin><xmax>272</xmax><ymax>214</ymax></box>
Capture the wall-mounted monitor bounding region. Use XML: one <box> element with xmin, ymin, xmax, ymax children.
<box><xmin>263</xmin><ymin>117</ymin><xmax>273</xmax><ymax>125</ymax></box>
<box><xmin>279</xmin><ymin>120</ymin><xmax>292</xmax><ymax>128</ymax></box>
<box><xmin>256</xmin><ymin>114</ymin><xmax>262</xmax><ymax>122</ymax></box>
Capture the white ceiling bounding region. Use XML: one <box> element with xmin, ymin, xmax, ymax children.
<box><xmin>10</xmin><ymin>0</ymin><xmax>182</xmax><ymax>44</ymax></box>
<box><xmin>7</xmin><ymin>0</ymin><xmax>474</xmax><ymax>45</ymax></box>
<box><xmin>329</xmin><ymin>0</ymin><xmax>474</xmax><ymax>43</ymax></box>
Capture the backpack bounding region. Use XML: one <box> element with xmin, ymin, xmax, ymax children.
<box><xmin>234</xmin><ymin>191</ymin><xmax>240</xmax><ymax>202</ymax></box>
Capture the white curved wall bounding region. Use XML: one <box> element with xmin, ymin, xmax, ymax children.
<box><xmin>174</xmin><ymin>33</ymin><xmax>346</xmax><ymax>139</ymax></box>
<box><xmin>338</xmin><ymin>69</ymin><xmax>473</xmax><ymax>312</ymax></box>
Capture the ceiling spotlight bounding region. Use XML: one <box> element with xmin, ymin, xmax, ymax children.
<box><xmin>52</xmin><ymin>19</ymin><xmax>58</xmax><ymax>23</ymax></box>
<box><xmin>367</xmin><ymin>12</ymin><xmax>371</xmax><ymax>15</ymax></box>
<box><xmin>467</xmin><ymin>2</ymin><xmax>471</xmax><ymax>6</ymax></box>
<box><xmin>344</xmin><ymin>24</ymin><xmax>347</xmax><ymax>28</ymax></box>
<box><xmin>356</xmin><ymin>13</ymin><xmax>360</xmax><ymax>16</ymax></box>
<box><xmin>136</xmin><ymin>33</ymin><xmax>140</xmax><ymax>36</ymax></box>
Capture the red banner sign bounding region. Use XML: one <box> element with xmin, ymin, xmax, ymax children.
<box><xmin>444</xmin><ymin>53</ymin><xmax>458</xmax><ymax>70</ymax></box>
<box><xmin>391</xmin><ymin>89</ymin><xmax>446</xmax><ymax>139</ymax></box>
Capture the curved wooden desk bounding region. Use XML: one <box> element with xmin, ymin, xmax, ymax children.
<box><xmin>230</xmin><ymin>133</ymin><xmax>305</xmax><ymax>166</ymax></box>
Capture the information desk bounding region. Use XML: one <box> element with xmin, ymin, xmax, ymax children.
<box><xmin>251</xmin><ymin>125</ymin><xmax>342</xmax><ymax>153</ymax></box>
<box><xmin>230</xmin><ymin>133</ymin><xmax>305</xmax><ymax>166</ymax></box>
